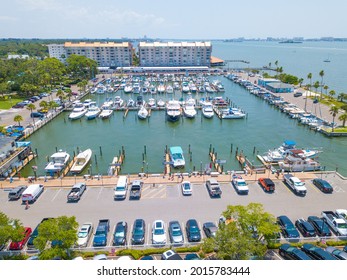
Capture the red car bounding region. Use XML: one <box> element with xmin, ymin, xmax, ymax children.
<box><xmin>9</xmin><ymin>227</ymin><xmax>32</xmax><ymax>250</ymax></box>
<box><xmin>258</xmin><ymin>178</ymin><xmax>275</xmax><ymax>192</ymax></box>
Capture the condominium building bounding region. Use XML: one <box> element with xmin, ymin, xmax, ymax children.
<box><xmin>48</xmin><ymin>42</ymin><xmax>133</xmax><ymax>67</ymax></box>
<box><xmin>138</xmin><ymin>42</ymin><xmax>212</xmax><ymax>67</ymax></box>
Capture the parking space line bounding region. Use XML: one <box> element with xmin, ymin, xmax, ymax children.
<box><xmin>51</xmin><ymin>189</ymin><xmax>62</xmax><ymax>201</ymax></box>
<box><xmin>96</xmin><ymin>187</ymin><xmax>103</xmax><ymax>200</ymax></box>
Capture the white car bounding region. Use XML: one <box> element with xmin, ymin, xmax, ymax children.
<box><xmin>152</xmin><ymin>220</ymin><xmax>166</xmax><ymax>245</ymax></box>
<box><xmin>76</xmin><ymin>222</ymin><xmax>93</xmax><ymax>247</ymax></box>
<box><xmin>181</xmin><ymin>181</ymin><xmax>192</xmax><ymax>195</ymax></box>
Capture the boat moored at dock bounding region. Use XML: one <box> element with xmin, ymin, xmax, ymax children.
<box><xmin>166</xmin><ymin>100</ymin><xmax>181</xmax><ymax>122</ymax></box>
<box><xmin>169</xmin><ymin>146</ymin><xmax>185</xmax><ymax>168</ymax></box>
<box><xmin>70</xmin><ymin>149</ymin><xmax>92</xmax><ymax>174</ymax></box>
<box><xmin>45</xmin><ymin>150</ymin><xmax>70</xmax><ymax>175</ymax></box>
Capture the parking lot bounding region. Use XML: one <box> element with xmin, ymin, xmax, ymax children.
<box><xmin>1</xmin><ymin>173</ymin><xmax>347</xmax><ymax>251</ymax></box>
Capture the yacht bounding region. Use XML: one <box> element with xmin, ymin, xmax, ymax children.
<box><xmin>147</xmin><ymin>98</ymin><xmax>156</xmax><ymax>108</ymax></box>
<box><xmin>157</xmin><ymin>83</ymin><xmax>166</xmax><ymax>94</ymax></box>
<box><xmin>157</xmin><ymin>99</ymin><xmax>165</xmax><ymax>108</ymax></box>
<box><xmin>181</xmin><ymin>82</ymin><xmax>190</xmax><ymax>94</ymax></box>
<box><xmin>138</xmin><ymin>106</ymin><xmax>149</xmax><ymax>120</ymax></box>
<box><xmin>220</xmin><ymin>108</ymin><xmax>246</xmax><ymax>119</ymax></box>
<box><xmin>127</xmin><ymin>98</ymin><xmax>135</xmax><ymax>108</ymax></box>
<box><xmin>45</xmin><ymin>150</ymin><xmax>70</xmax><ymax>174</ymax></box>
<box><xmin>124</xmin><ymin>84</ymin><xmax>133</xmax><ymax>94</ymax></box>
<box><xmin>166</xmin><ymin>100</ymin><xmax>181</xmax><ymax>122</ymax></box>
<box><xmin>202</xmin><ymin>102</ymin><xmax>214</xmax><ymax>118</ymax></box>
<box><xmin>183</xmin><ymin>100</ymin><xmax>197</xmax><ymax>118</ymax></box>
<box><xmin>68</xmin><ymin>103</ymin><xmax>87</xmax><ymax>120</ymax></box>
<box><xmin>189</xmin><ymin>83</ymin><xmax>197</xmax><ymax>93</ymax></box>
<box><xmin>114</xmin><ymin>96</ymin><xmax>124</xmax><ymax>108</ymax></box>
<box><xmin>166</xmin><ymin>85</ymin><xmax>174</xmax><ymax>94</ymax></box>
<box><xmin>150</xmin><ymin>85</ymin><xmax>157</xmax><ymax>94</ymax></box>
<box><xmin>278</xmin><ymin>151</ymin><xmax>321</xmax><ymax>172</ymax></box>
<box><xmin>70</xmin><ymin>149</ymin><xmax>92</xmax><ymax>174</ymax></box>
<box><xmin>85</xmin><ymin>106</ymin><xmax>101</xmax><ymax>120</ymax></box>
<box><xmin>99</xmin><ymin>105</ymin><xmax>113</xmax><ymax>119</ymax></box>
<box><xmin>169</xmin><ymin>146</ymin><xmax>185</xmax><ymax>168</ymax></box>
<box><xmin>141</xmin><ymin>86</ymin><xmax>149</xmax><ymax>94</ymax></box>
<box><xmin>136</xmin><ymin>95</ymin><xmax>146</xmax><ymax>107</ymax></box>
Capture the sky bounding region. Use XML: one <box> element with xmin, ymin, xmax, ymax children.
<box><xmin>1</xmin><ymin>0</ymin><xmax>347</xmax><ymax>39</ymax></box>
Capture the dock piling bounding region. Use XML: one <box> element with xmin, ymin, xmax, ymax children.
<box><xmin>35</xmin><ymin>148</ymin><xmax>38</xmax><ymax>156</ymax></box>
<box><xmin>253</xmin><ymin>146</ymin><xmax>256</xmax><ymax>154</ymax></box>
<box><xmin>94</xmin><ymin>154</ymin><xmax>98</xmax><ymax>165</ymax></box>
<box><xmin>230</xmin><ymin>143</ymin><xmax>233</xmax><ymax>153</ymax></box>
<box><xmin>144</xmin><ymin>145</ymin><xmax>147</xmax><ymax>155</ymax></box>
<box><xmin>99</xmin><ymin>146</ymin><xmax>103</xmax><ymax>156</ymax></box>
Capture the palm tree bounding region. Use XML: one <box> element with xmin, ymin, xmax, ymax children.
<box><xmin>56</xmin><ymin>89</ymin><xmax>65</xmax><ymax>102</ymax></box>
<box><xmin>319</xmin><ymin>70</ymin><xmax>324</xmax><ymax>100</ymax></box>
<box><xmin>338</xmin><ymin>111</ymin><xmax>347</xmax><ymax>127</ymax></box>
<box><xmin>48</xmin><ymin>101</ymin><xmax>59</xmax><ymax>112</ymax></box>
<box><xmin>323</xmin><ymin>85</ymin><xmax>329</xmax><ymax>97</ymax></box>
<box><xmin>0</xmin><ymin>125</ymin><xmax>7</xmax><ymax>135</ymax></box>
<box><xmin>307</xmin><ymin>73</ymin><xmax>312</xmax><ymax>97</ymax></box>
<box><xmin>329</xmin><ymin>105</ymin><xmax>339</xmax><ymax>132</ymax></box>
<box><xmin>337</xmin><ymin>93</ymin><xmax>346</xmax><ymax>102</ymax></box>
<box><xmin>313</xmin><ymin>81</ymin><xmax>320</xmax><ymax>97</ymax></box>
<box><xmin>26</xmin><ymin>103</ymin><xmax>36</xmax><ymax>118</ymax></box>
<box><xmin>329</xmin><ymin>90</ymin><xmax>336</xmax><ymax>100</ymax></box>
<box><xmin>39</xmin><ymin>100</ymin><xmax>48</xmax><ymax>112</ymax></box>
<box><xmin>298</xmin><ymin>78</ymin><xmax>304</xmax><ymax>87</ymax></box>
<box><xmin>13</xmin><ymin>115</ymin><xmax>23</xmax><ymax>126</ymax></box>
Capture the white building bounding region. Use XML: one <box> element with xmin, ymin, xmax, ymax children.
<box><xmin>48</xmin><ymin>42</ymin><xmax>133</xmax><ymax>67</ymax></box>
<box><xmin>138</xmin><ymin>42</ymin><xmax>212</xmax><ymax>67</ymax></box>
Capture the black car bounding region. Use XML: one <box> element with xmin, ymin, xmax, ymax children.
<box><xmin>113</xmin><ymin>221</ymin><xmax>127</xmax><ymax>246</ymax></box>
<box><xmin>203</xmin><ymin>222</ymin><xmax>218</xmax><ymax>238</ymax></box>
<box><xmin>295</xmin><ymin>218</ymin><xmax>316</xmax><ymax>237</ymax></box>
<box><xmin>307</xmin><ymin>216</ymin><xmax>332</xmax><ymax>237</ymax></box>
<box><xmin>301</xmin><ymin>244</ymin><xmax>337</xmax><ymax>260</ymax></box>
<box><xmin>30</xmin><ymin>112</ymin><xmax>45</xmax><ymax>118</ymax></box>
<box><xmin>312</xmin><ymin>178</ymin><xmax>333</xmax><ymax>193</ymax></box>
<box><xmin>186</xmin><ymin>219</ymin><xmax>201</xmax><ymax>242</ymax></box>
<box><xmin>277</xmin><ymin>215</ymin><xmax>300</xmax><ymax>239</ymax></box>
<box><xmin>279</xmin><ymin>244</ymin><xmax>311</xmax><ymax>260</ymax></box>
<box><xmin>131</xmin><ymin>219</ymin><xmax>145</xmax><ymax>245</ymax></box>
<box><xmin>12</xmin><ymin>102</ymin><xmax>26</xmax><ymax>108</ymax></box>
<box><xmin>8</xmin><ymin>185</ymin><xmax>27</xmax><ymax>200</ymax></box>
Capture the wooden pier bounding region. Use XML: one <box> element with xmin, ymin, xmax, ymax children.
<box><xmin>164</xmin><ymin>153</ymin><xmax>171</xmax><ymax>175</ymax></box>
<box><xmin>10</xmin><ymin>152</ymin><xmax>37</xmax><ymax>178</ymax></box>
<box><xmin>209</xmin><ymin>151</ymin><xmax>223</xmax><ymax>173</ymax></box>
<box><xmin>62</xmin><ymin>156</ymin><xmax>76</xmax><ymax>177</ymax></box>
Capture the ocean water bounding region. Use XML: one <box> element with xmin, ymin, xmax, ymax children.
<box><xmin>212</xmin><ymin>41</ymin><xmax>347</xmax><ymax>93</ymax></box>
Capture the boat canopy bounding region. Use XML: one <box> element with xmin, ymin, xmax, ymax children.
<box><xmin>169</xmin><ymin>146</ymin><xmax>183</xmax><ymax>156</ymax></box>
<box><xmin>283</xmin><ymin>140</ymin><xmax>296</xmax><ymax>147</ymax></box>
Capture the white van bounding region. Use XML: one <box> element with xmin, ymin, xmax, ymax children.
<box><xmin>22</xmin><ymin>184</ymin><xmax>44</xmax><ymax>203</ymax></box>
<box><xmin>114</xmin><ymin>176</ymin><xmax>128</xmax><ymax>200</ymax></box>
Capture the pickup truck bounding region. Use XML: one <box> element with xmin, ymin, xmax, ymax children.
<box><xmin>67</xmin><ymin>183</ymin><xmax>86</xmax><ymax>202</ymax></box>
<box><xmin>283</xmin><ymin>174</ymin><xmax>307</xmax><ymax>196</ymax></box>
<box><xmin>93</xmin><ymin>219</ymin><xmax>110</xmax><ymax>247</ymax></box>
<box><xmin>232</xmin><ymin>175</ymin><xmax>249</xmax><ymax>195</ymax></box>
<box><xmin>129</xmin><ymin>180</ymin><xmax>143</xmax><ymax>200</ymax></box>
<box><xmin>321</xmin><ymin>211</ymin><xmax>347</xmax><ymax>236</ymax></box>
<box><xmin>206</xmin><ymin>179</ymin><xmax>222</xmax><ymax>197</ymax></box>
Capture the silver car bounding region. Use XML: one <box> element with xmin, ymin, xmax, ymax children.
<box><xmin>168</xmin><ymin>220</ymin><xmax>184</xmax><ymax>244</ymax></box>
<box><xmin>76</xmin><ymin>222</ymin><xmax>93</xmax><ymax>247</ymax></box>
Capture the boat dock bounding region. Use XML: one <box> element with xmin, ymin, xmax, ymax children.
<box><xmin>209</xmin><ymin>149</ymin><xmax>223</xmax><ymax>174</ymax></box>
<box><xmin>108</xmin><ymin>148</ymin><xmax>125</xmax><ymax>176</ymax></box>
<box><xmin>63</xmin><ymin>156</ymin><xmax>76</xmax><ymax>177</ymax></box>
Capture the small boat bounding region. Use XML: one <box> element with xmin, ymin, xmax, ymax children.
<box><xmin>124</xmin><ymin>84</ymin><xmax>133</xmax><ymax>94</ymax></box>
<box><xmin>127</xmin><ymin>98</ymin><xmax>135</xmax><ymax>107</ymax></box>
<box><xmin>198</xmin><ymin>86</ymin><xmax>205</xmax><ymax>93</ymax></box>
<box><xmin>202</xmin><ymin>102</ymin><xmax>214</xmax><ymax>118</ymax></box>
<box><xmin>183</xmin><ymin>101</ymin><xmax>197</xmax><ymax>118</ymax></box>
<box><xmin>69</xmin><ymin>104</ymin><xmax>87</xmax><ymax>120</ymax></box>
<box><xmin>147</xmin><ymin>98</ymin><xmax>156</xmax><ymax>108</ymax></box>
<box><xmin>150</xmin><ymin>85</ymin><xmax>157</xmax><ymax>94</ymax></box>
<box><xmin>220</xmin><ymin>108</ymin><xmax>246</xmax><ymax>119</ymax></box>
<box><xmin>323</xmin><ymin>59</ymin><xmax>330</xmax><ymax>63</ymax></box>
<box><xmin>169</xmin><ymin>146</ymin><xmax>185</xmax><ymax>168</ymax></box>
<box><xmin>114</xmin><ymin>96</ymin><xmax>124</xmax><ymax>108</ymax></box>
<box><xmin>85</xmin><ymin>106</ymin><xmax>101</xmax><ymax>120</ymax></box>
<box><xmin>141</xmin><ymin>86</ymin><xmax>149</xmax><ymax>94</ymax></box>
<box><xmin>99</xmin><ymin>106</ymin><xmax>113</xmax><ymax>119</ymax></box>
<box><xmin>157</xmin><ymin>83</ymin><xmax>166</xmax><ymax>94</ymax></box>
<box><xmin>70</xmin><ymin>149</ymin><xmax>92</xmax><ymax>174</ymax></box>
<box><xmin>166</xmin><ymin>100</ymin><xmax>181</xmax><ymax>122</ymax></box>
<box><xmin>189</xmin><ymin>83</ymin><xmax>197</xmax><ymax>93</ymax></box>
<box><xmin>45</xmin><ymin>150</ymin><xmax>70</xmax><ymax>174</ymax></box>
<box><xmin>166</xmin><ymin>85</ymin><xmax>174</xmax><ymax>94</ymax></box>
<box><xmin>181</xmin><ymin>82</ymin><xmax>190</xmax><ymax>94</ymax></box>
<box><xmin>136</xmin><ymin>95</ymin><xmax>146</xmax><ymax>107</ymax></box>
<box><xmin>157</xmin><ymin>99</ymin><xmax>165</xmax><ymax>108</ymax></box>
<box><xmin>138</xmin><ymin>106</ymin><xmax>148</xmax><ymax>120</ymax></box>
<box><xmin>133</xmin><ymin>83</ymin><xmax>141</xmax><ymax>94</ymax></box>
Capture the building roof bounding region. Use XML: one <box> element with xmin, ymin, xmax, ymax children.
<box><xmin>210</xmin><ymin>56</ymin><xmax>224</xmax><ymax>64</ymax></box>
<box><xmin>267</xmin><ymin>82</ymin><xmax>294</xmax><ymax>89</ymax></box>
<box><xmin>64</xmin><ymin>42</ymin><xmax>131</xmax><ymax>48</ymax></box>
<box><xmin>139</xmin><ymin>41</ymin><xmax>211</xmax><ymax>47</ymax></box>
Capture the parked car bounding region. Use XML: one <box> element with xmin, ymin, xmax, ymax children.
<box><xmin>152</xmin><ymin>220</ymin><xmax>166</xmax><ymax>245</ymax></box>
<box><xmin>27</xmin><ymin>218</ymin><xmax>52</xmax><ymax>249</ymax></box>
<box><xmin>168</xmin><ymin>220</ymin><xmax>184</xmax><ymax>244</ymax></box>
<box><xmin>301</xmin><ymin>243</ymin><xmax>337</xmax><ymax>260</ymax></box>
<box><xmin>258</xmin><ymin>178</ymin><xmax>275</xmax><ymax>192</ymax></box>
<box><xmin>307</xmin><ymin>216</ymin><xmax>332</xmax><ymax>237</ymax></box>
<box><xmin>277</xmin><ymin>215</ymin><xmax>300</xmax><ymax>239</ymax></box>
<box><xmin>186</xmin><ymin>219</ymin><xmax>201</xmax><ymax>242</ymax></box>
<box><xmin>278</xmin><ymin>244</ymin><xmax>311</xmax><ymax>260</ymax></box>
<box><xmin>131</xmin><ymin>219</ymin><xmax>145</xmax><ymax>245</ymax></box>
<box><xmin>295</xmin><ymin>218</ymin><xmax>316</xmax><ymax>238</ymax></box>
<box><xmin>30</xmin><ymin>112</ymin><xmax>45</xmax><ymax>118</ymax></box>
<box><xmin>76</xmin><ymin>222</ymin><xmax>93</xmax><ymax>247</ymax></box>
<box><xmin>93</xmin><ymin>254</ymin><xmax>107</xmax><ymax>260</ymax></box>
<box><xmin>184</xmin><ymin>253</ymin><xmax>201</xmax><ymax>260</ymax></box>
<box><xmin>8</xmin><ymin>185</ymin><xmax>27</xmax><ymax>200</ymax></box>
<box><xmin>113</xmin><ymin>221</ymin><xmax>127</xmax><ymax>246</ymax></box>
<box><xmin>12</xmin><ymin>102</ymin><xmax>26</xmax><ymax>108</ymax></box>
<box><xmin>312</xmin><ymin>178</ymin><xmax>333</xmax><ymax>193</ymax></box>
<box><xmin>325</xmin><ymin>246</ymin><xmax>347</xmax><ymax>260</ymax></box>
<box><xmin>203</xmin><ymin>222</ymin><xmax>218</xmax><ymax>238</ymax></box>
<box><xmin>181</xmin><ymin>181</ymin><xmax>192</xmax><ymax>195</ymax></box>
<box><xmin>67</xmin><ymin>182</ymin><xmax>86</xmax><ymax>202</ymax></box>
<box><xmin>161</xmin><ymin>249</ymin><xmax>182</xmax><ymax>260</ymax></box>
<box><xmin>9</xmin><ymin>227</ymin><xmax>32</xmax><ymax>250</ymax></box>
<box><xmin>140</xmin><ymin>255</ymin><xmax>155</xmax><ymax>260</ymax></box>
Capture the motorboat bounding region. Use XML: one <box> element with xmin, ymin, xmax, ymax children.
<box><xmin>157</xmin><ymin>83</ymin><xmax>166</xmax><ymax>94</ymax></box>
<box><xmin>220</xmin><ymin>107</ymin><xmax>246</xmax><ymax>119</ymax></box>
<box><xmin>138</xmin><ymin>106</ymin><xmax>149</xmax><ymax>120</ymax></box>
<box><xmin>127</xmin><ymin>98</ymin><xmax>135</xmax><ymax>107</ymax></box>
<box><xmin>213</xmin><ymin>96</ymin><xmax>228</xmax><ymax>107</ymax></box>
<box><xmin>157</xmin><ymin>99</ymin><xmax>165</xmax><ymax>108</ymax></box>
<box><xmin>166</xmin><ymin>85</ymin><xmax>174</xmax><ymax>94</ymax></box>
<box><xmin>189</xmin><ymin>83</ymin><xmax>197</xmax><ymax>93</ymax></box>
<box><xmin>102</xmin><ymin>98</ymin><xmax>114</xmax><ymax>108</ymax></box>
<box><xmin>70</xmin><ymin>149</ymin><xmax>92</xmax><ymax>174</ymax></box>
<box><xmin>166</xmin><ymin>100</ymin><xmax>181</xmax><ymax>122</ymax></box>
<box><xmin>183</xmin><ymin>101</ymin><xmax>197</xmax><ymax>118</ymax></box>
<box><xmin>114</xmin><ymin>96</ymin><xmax>124</xmax><ymax>108</ymax></box>
<box><xmin>202</xmin><ymin>102</ymin><xmax>214</xmax><ymax>118</ymax></box>
<box><xmin>83</xmin><ymin>99</ymin><xmax>94</xmax><ymax>108</ymax></box>
<box><xmin>136</xmin><ymin>95</ymin><xmax>146</xmax><ymax>107</ymax></box>
<box><xmin>169</xmin><ymin>146</ymin><xmax>185</xmax><ymax>168</ymax></box>
<box><xmin>133</xmin><ymin>83</ymin><xmax>141</xmax><ymax>94</ymax></box>
<box><xmin>173</xmin><ymin>82</ymin><xmax>180</xmax><ymax>90</ymax></box>
<box><xmin>124</xmin><ymin>84</ymin><xmax>133</xmax><ymax>94</ymax></box>
<box><xmin>181</xmin><ymin>82</ymin><xmax>190</xmax><ymax>94</ymax></box>
<box><xmin>68</xmin><ymin>104</ymin><xmax>87</xmax><ymax>120</ymax></box>
<box><xmin>147</xmin><ymin>98</ymin><xmax>156</xmax><ymax>108</ymax></box>
<box><xmin>198</xmin><ymin>86</ymin><xmax>205</xmax><ymax>93</ymax></box>
<box><xmin>99</xmin><ymin>106</ymin><xmax>113</xmax><ymax>119</ymax></box>
<box><xmin>150</xmin><ymin>85</ymin><xmax>157</xmax><ymax>94</ymax></box>
<box><xmin>278</xmin><ymin>153</ymin><xmax>321</xmax><ymax>172</ymax></box>
<box><xmin>45</xmin><ymin>150</ymin><xmax>70</xmax><ymax>174</ymax></box>
<box><xmin>85</xmin><ymin>106</ymin><xmax>101</xmax><ymax>120</ymax></box>
<box><xmin>141</xmin><ymin>86</ymin><xmax>149</xmax><ymax>94</ymax></box>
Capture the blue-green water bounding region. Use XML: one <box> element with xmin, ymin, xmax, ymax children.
<box><xmin>23</xmin><ymin>76</ymin><xmax>347</xmax><ymax>177</ymax></box>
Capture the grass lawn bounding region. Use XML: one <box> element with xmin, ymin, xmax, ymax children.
<box><xmin>323</xmin><ymin>127</ymin><xmax>347</xmax><ymax>133</ymax></box>
<box><xmin>0</xmin><ymin>96</ymin><xmax>24</xmax><ymax>110</ymax></box>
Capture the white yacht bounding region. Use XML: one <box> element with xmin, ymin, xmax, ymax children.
<box><xmin>147</xmin><ymin>98</ymin><xmax>156</xmax><ymax>108</ymax></box>
<box><xmin>45</xmin><ymin>150</ymin><xmax>70</xmax><ymax>174</ymax></box>
<box><xmin>169</xmin><ymin>146</ymin><xmax>185</xmax><ymax>168</ymax></box>
<box><xmin>114</xmin><ymin>96</ymin><xmax>124</xmax><ymax>108</ymax></box>
<box><xmin>157</xmin><ymin>83</ymin><xmax>166</xmax><ymax>94</ymax></box>
<box><xmin>181</xmin><ymin>82</ymin><xmax>190</xmax><ymax>94</ymax></box>
<box><xmin>85</xmin><ymin>106</ymin><xmax>101</xmax><ymax>120</ymax></box>
<box><xmin>183</xmin><ymin>98</ymin><xmax>197</xmax><ymax>118</ymax></box>
<box><xmin>99</xmin><ymin>105</ymin><xmax>113</xmax><ymax>119</ymax></box>
<box><xmin>138</xmin><ymin>106</ymin><xmax>149</xmax><ymax>120</ymax></box>
<box><xmin>68</xmin><ymin>104</ymin><xmax>87</xmax><ymax>120</ymax></box>
<box><xmin>220</xmin><ymin>108</ymin><xmax>246</xmax><ymax>119</ymax></box>
<box><xmin>70</xmin><ymin>149</ymin><xmax>92</xmax><ymax>174</ymax></box>
<box><xmin>127</xmin><ymin>98</ymin><xmax>135</xmax><ymax>107</ymax></box>
<box><xmin>166</xmin><ymin>85</ymin><xmax>174</xmax><ymax>94</ymax></box>
<box><xmin>157</xmin><ymin>99</ymin><xmax>165</xmax><ymax>108</ymax></box>
<box><xmin>124</xmin><ymin>84</ymin><xmax>133</xmax><ymax>94</ymax></box>
<box><xmin>202</xmin><ymin>102</ymin><xmax>214</xmax><ymax>118</ymax></box>
<box><xmin>166</xmin><ymin>100</ymin><xmax>181</xmax><ymax>122</ymax></box>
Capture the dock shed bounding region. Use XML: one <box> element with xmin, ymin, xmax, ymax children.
<box><xmin>265</xmin><ymin>82</ymin><xmax>294</xmax><ymax>93</ymax></box>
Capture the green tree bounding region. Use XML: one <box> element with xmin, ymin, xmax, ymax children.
<box><xmin>323</xmin><ymin>85</ymin><xmax>329</xmax><ymax>97</ymax></box>
<box><xmin>0</xmin><ymin>82</ymin><xmax>9</xmax><ymax>96</ymax></box>
<box><xmin>48</xmin><ymin>100</ymin><xmax>59</xmax><ymax>111</ymax></box>
<box><xmin>56</xmin><ymin>89</ymin><xmax>65</xmax><ymax>102</ymax></box>
<box><xmin>202</xmin><ymin>203</ymin><xmax>280</xmax><ymax>260</ymax></box>
<box><xmin>329</xmin><ymin>105</ymin><xmax>339</xmax><ymax>132</ymax></box>
<box><xmin>319</xmin><ymin>70</ymin><xmax>324</xmax><ymax>99</ymax></box>
<box><xmin>38</xmin><ymin>57</ymin><xmax>66</xmax><ymax>88</ymax></box>
<box><xmin>66</xmin><ymin>54</ymin><xmax>97</xmax><ymax>80</ymax></box>
<box><xmin>33</xmin><ymin>216</ymin><xmax>79</xmax><ymax>260</ymax></box>
<box><xmin>328</xmin><ymin>90</ymin><xmax>336</xmax><ymax>100</ymax></box>
<box><xmin>0</xmin><ymin>212</ymin><xmax>25</xmax><ymax>248</ymax></box>
<box><xmin>307</xmin><ymin>73</ymin><xmax>312</xmax><ymax>96</ymax></box>
<box><xmin>298</xmin><ymin>78</ymin><xmax>304</xmax><ymax>87</ymax></box>
<box><xmin>313</xmin><ymin>81</ymin><xmax>320</xmax><ymax>97</ymax></box>
<box><xmin>338</xmin><ymin>111</ymin><xmax>347</xmax><ymax>127</ymax></box>
<box><xmin>39</xmin><ymin>100</ymin><xmax>48</xmax><ymax>111</ymax></box>
<box><xmin>337</xmin><ymin>93</ymin><xmax>346</xmax><ymax>102</ymax></box>
<box><xmin>13</xmin><ymin>114</ymin><xmax>23</xmax><ymax>126</ymax></box>
<box><xmin>26</xmin><ymin>103</ymin><xmax>36</xmax><ymax>117</ymax></box>
<box><xmin>20</xmin><ymin>82</ymin><xmax>38</xmax><ymax>97</ymax></box>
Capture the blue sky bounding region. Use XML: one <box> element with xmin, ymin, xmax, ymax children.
<box><xmin>1</xmin><ymin>0</ymin><xmax>346</xmax><ymax>39</ymax></box>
